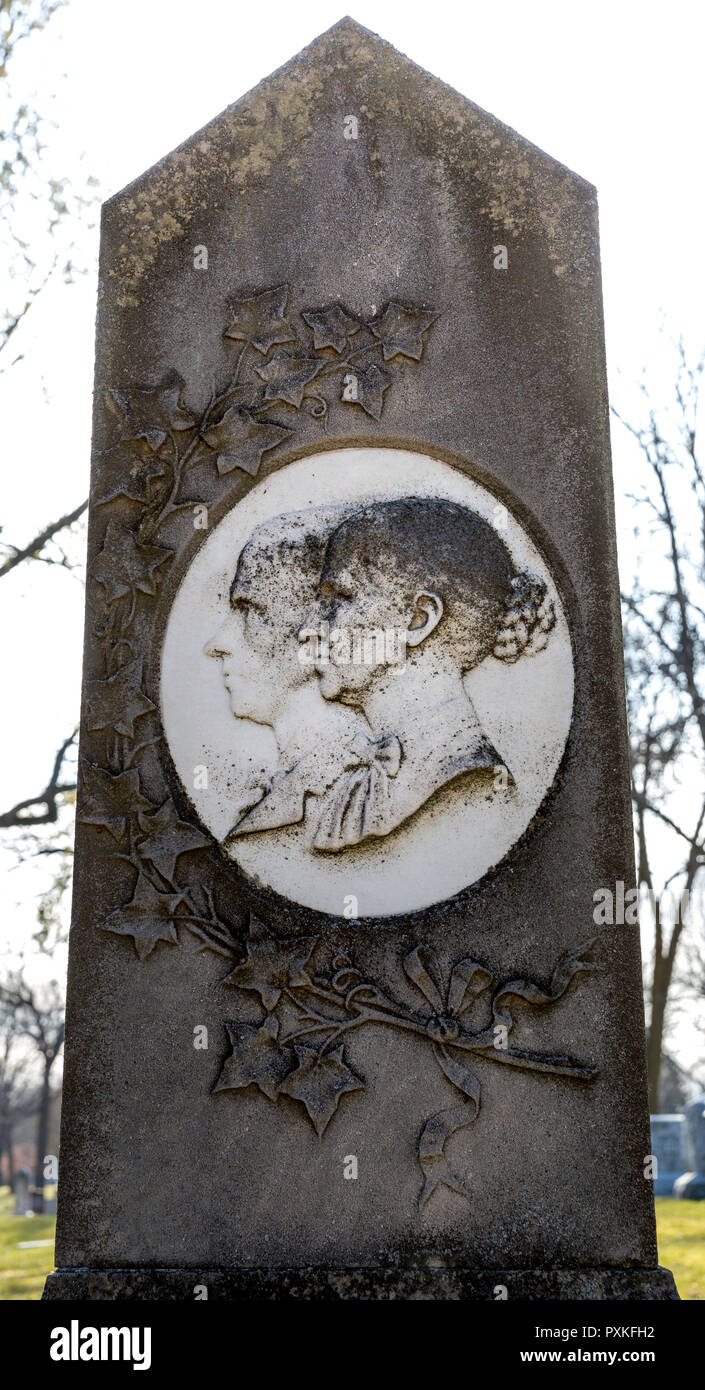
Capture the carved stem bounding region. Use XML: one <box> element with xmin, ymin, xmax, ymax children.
<box><xmin>315</xmin><ymin>339</ymin><xmax>380</xmax><ymax>379</ymax></box>
<box><xmin>139</xmin><ymin>367</ymin><xmax>240</xmax><ymax>541</ymax></box>
<box><xmin>283</xmin><ymin>985</ymin><xmax>596</xmax><ymax>1082</ymax></box>
<box><xmin>181</xmin><ymin>917</ymin><xmax>236</xmax><ymax>958</ymax></box>
<box><xmin>472</xmin><ymin>1044</ymin><xmax>598</xmax><ymax>1081</ymax></box>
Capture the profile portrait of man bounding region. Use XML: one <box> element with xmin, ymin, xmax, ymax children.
<box><xmin>203</xmin><ymin>505</ymin><xmax>367</xmax><ymax>844</ymax></box>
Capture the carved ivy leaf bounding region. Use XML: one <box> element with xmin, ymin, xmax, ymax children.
<box><xmin>201</xmin><ymin>406</ymin><xmax>292</xmax><ymax>477</ymax></box>
<box><xmin>212</xmin><ymin>1015</ymin><xmax>294</xmax><ymax>1101</ymax></box>
<box><xmin>98</xmin><ymin>875</ymin><xmax>185</xmax><ymax>961</ymax></box>
<box><xmin>135</xmin><ymin>797</ymin><xmax>211</xmax><ymax>881</ymax></box>
<box><xmin>279</xmin><ymin>1044</ymin><xmax>365</xmax><ymax>1136</ymax></box>
<box><xmin>225</xmin><ymin>917</ymin><xmax>316</xmax><ymax>1011</ymax></box>
<box><xmin>85</xmin><ymin>658</ymin><xmax>155</xmax><ymax>739</ymax></box>
<box><xmin>78</xmin><ymin>762</ymin><xmax>155</xmax><ymax>843</ymax></box>
<box><xmin>369</xmin><ymin>302</ymin><xmax>438</xmax><ymax>361</ymax></box>
<box><xmin>302</xmin><ymin>305</ymin><xmax>360</xmax><ymax>354</ymax></box>
<box><xmin>107</xmin><ymin>376</ymin><xmax>195</xmax><ymax>452</ymax></box>
<box><xmin>94</xmin><ymin>444</ymin><xmax>170</xmax><ymax>508</ymax></box>
<box><xmin>91</xmin><ymin>521</ymin><xmax>172</xmax><ymax>604</ymax></box>
<box><xmin>223</xmin><ymin>285</ymin><xmax>296</xmax><ymax>355</ymax></box>
<box><xmin>255</xmin><ymin>353</ymin><xmax>324</xmax><ymax>408</ymax></box>
<box><xmin>342</xmin><ymin>362</ymin><xmax>392</xmax><ymax>420</ymax></box>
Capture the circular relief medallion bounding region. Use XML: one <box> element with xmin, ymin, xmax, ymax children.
<box><xmin>161</xmin><ymin>447</ymin><xmax>574</xmax><ymax>916</ymax></box>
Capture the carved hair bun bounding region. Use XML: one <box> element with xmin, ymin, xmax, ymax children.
<box><xmin>493</xmin><ymin>572</ymin><xmax>556</xmax><ymax>664</ymax></box>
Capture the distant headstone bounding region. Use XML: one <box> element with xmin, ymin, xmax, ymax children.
<box><xmin>650</xmin><ymin>1115</ymin><xmax>686</xmax><ymax>1195</ymax></box>
<box><xmin>674</xmin><ymin>1098</ymin><xmax>705</xmax><ymax>1200</ymax></box>
<box><xmin>45</xmin><ymin>18</ymin><xmax>676</xmax><ymax>1299</ymax></box>
<box><xmin>14</xmin><ymin>1167</ymin><xmax>31</xmax><ymax>1216</ymax></box>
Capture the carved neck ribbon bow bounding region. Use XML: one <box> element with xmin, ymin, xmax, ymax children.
<box><xmin>344</xmin><ymin>732</ymin><xmax>402</xmax><ymax>776</ymax></box>
<box><xmin>311</xmin><ymin>733</ymin><xmax>402</xmax><ymax>852</ymax></box>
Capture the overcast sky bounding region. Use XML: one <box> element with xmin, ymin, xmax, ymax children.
<box><xmin>1</xmin><ymin>0</ymin><xmax>704</xmax><ymax>1062</ymax></box>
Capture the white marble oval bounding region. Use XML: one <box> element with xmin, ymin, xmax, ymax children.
<box><xmin>161</xmin><ymin>447</ymin><xmax>574</xmax><ymax>916</ymax></box>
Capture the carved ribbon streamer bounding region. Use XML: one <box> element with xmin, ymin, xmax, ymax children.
<box><xmin>492</xmin><ymin>937</ymin><xmax>600</xmax><ymax>1030</ymax></box>
<box><xmin>402</xmin><ymin>946</ymin><xmax>444</xmax><ymax>1013</ymax></box>
<box><xmin>406</xmin><ymin>941</ymin><xmax>599</xmax><ymax>1206</ymax></box>
<box><xmin>417</xmin><ymin>1046</ymin><xmax>481</xmax><ymax>1209</ymax></box>
<box><xmin>404</xmin><ymin>948</ymin><xmax>489</xmax><ymax>1206</ymax></box>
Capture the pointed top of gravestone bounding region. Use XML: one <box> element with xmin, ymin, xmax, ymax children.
<box><xmin>102</xmin><ymin>17</ymin><xmax>596</xmax><ymax>313</ymax></box>
<box><xmin>107</xmin><ymin>15</ymin><xmax>592</xmax><ymax>206</ymax></box>
<box><xmin>306</xmin><ymin>15</ymin><xmax>590</xmax><ymax>183</ymax></box>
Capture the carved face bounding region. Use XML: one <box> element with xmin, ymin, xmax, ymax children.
<box><xmin>204</xmin><ymin>507</ymin><xmax>351</xmax><ymax>726</ymax></box>
<box><xmin>205</xmin><ymin>533</ymin><xmax>309</xmax><ymax>725</ymax></box>
<box><xmin>305</xmin><ymin>497</ymin><xmax>513</xmax><ymax>706</ymax></box>
<box><xmin>305</xmin><ymin>548</ymin><xmax>411</xmax><ymax>703</ymax></box>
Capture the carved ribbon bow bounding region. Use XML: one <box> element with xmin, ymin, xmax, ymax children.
<box><xmin>403</xmin><ymin>946</ymin><xmax>492</xmax><ymax>1208</ymax></box>
<box><xmin>344</xmin><ymin>731</ymin><xmax>402</xmax><ymax>776</ymax></box>
<box><xmin>311</xmin><ymin>733</ymin><xmax>402</xmax><ymax>852</ymax></box>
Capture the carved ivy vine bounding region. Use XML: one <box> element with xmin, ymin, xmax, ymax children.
<box><xmin>213</xmin><ymin>919</ymin><xmax>601</xmax><ymax>1206</ymax></box>
<box><xmin>96</xmin><ymin>285</ymin><xmax>439</xmax><ymax>545</ymax></box>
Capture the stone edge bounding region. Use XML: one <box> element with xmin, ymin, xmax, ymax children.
<box><xmin>43</xmin><ymin>1266</ymin><xmax>679</xmax><ymax>1301</ymax></box>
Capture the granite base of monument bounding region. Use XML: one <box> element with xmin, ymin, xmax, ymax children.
<box><xmin>43</xmin><ymin>1266</ymin><xmax>678</xmax><ymax>1301</ymax></box>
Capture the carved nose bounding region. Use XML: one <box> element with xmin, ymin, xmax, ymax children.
<box><xmin>204</xmin><ymin>626</ymin><xmax>229</xmax><ymax>659</ymax></box>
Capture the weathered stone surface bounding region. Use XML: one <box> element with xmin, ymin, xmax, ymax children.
<box><xmin>50</xmin><ymin>18</ymin><xmax>673</xmax><ymax>1298</ymax></box>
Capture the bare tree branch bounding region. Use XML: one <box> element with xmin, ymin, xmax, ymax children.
<box><xmin>0</xmin><ymin>497</ymin><xmax>87</xmax><ymax>579</ymax></box>
<box><xmin>0</xmin><ymin>729</ymin><xmax>77</xmax><ymax>828</ymax></box>
<box><xmin>0</xmin><ymin>968</ymin><xmax>64</xmax><ymax>1211</ymax></box>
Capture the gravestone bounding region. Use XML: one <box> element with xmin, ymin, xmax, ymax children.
<box><xmin>674</xmin><ymin>1098</ymin><xmax>705</xmax><ymax>1199</ymax></box>
<box><xmin>14</xmin><ymin>1167</ymin><xmax>31</xmax><ymax>1217</ymax></box>
<box><xmin>650</xmin><ymin>1114</ymin><xmax>685</xmax><ymax>1195</ymax></box>
<box><xmin>44</xmin><ymin>18</ymin><xmax>677</xmax><ymax>1299</ymax></box>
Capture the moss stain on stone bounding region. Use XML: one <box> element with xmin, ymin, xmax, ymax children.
<box><xmin>104</xmin><ymin>21</ymin><xmax>592</xmax><ymax>309</ymax></box>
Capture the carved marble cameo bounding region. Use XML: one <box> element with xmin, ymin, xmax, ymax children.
<box><xmin>161</xmin><ymin>448</ymin><xmax>574</xmax><ymax>915</ymax></box>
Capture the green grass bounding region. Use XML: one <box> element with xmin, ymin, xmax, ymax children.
<box><xmin>0</xmin><ymin>1186</ymin><xmax>703</xmax><ymax>1300</ymax></box>
<box><xmin>655</xmin><ymin>1197</ymin><xmax>705</xmax><ymax>1300</ymax></box>
<box><xmin>0</xmin><ymin>1187</ymin><xmax>56</xmax><ymax>1300</ymax></box>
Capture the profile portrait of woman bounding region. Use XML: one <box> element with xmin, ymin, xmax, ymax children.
<box><xmin>302</xmin><ymin>496</ymin><xmax>556</xmax><ymax>851</ymax></box>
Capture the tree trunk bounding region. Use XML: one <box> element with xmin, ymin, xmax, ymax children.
<box><xmin>647</xmin><ymin>952</ymin><xmax>670</xmax><ymax>1113</ymax></box>
<box><xmin>33</xmin><ymin>1066</ymin><xmax>51</xmax><ymax>1214</ymax></box>
<box><xmin>7</xmin><ymin>1122</ymin><xmax>16</xmax><ymax>1192</ymax></box>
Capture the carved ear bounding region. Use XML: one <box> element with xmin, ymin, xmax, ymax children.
<box><xmin>406</xmin><ymin>591</ymin><xmax>444</xmax><ymax>647</ymax></box>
